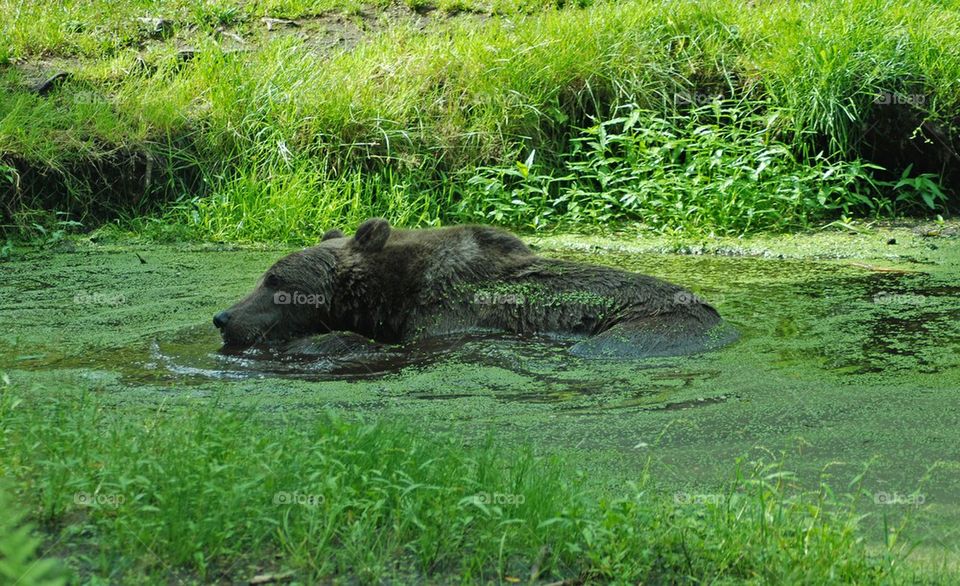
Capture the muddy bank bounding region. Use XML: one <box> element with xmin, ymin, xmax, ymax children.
<box><xmin>2</xmin><ymin>223</ymin><xmax>960</xmax><ymax>549</ymax></box>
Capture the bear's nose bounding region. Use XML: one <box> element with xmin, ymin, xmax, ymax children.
<box><xmin>213</xmin><ymin>311</ymin><xmax>231</xmax><ymax>329</ymax></box>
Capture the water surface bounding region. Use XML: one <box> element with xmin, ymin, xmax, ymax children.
<box><xmin>3</xmin><ymin>231</ymin><xmax>959</xmax><ymax>548</ymax></box>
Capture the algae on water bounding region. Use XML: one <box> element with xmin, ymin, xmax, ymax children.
<box><xmin>3</xmin><ymin>224</ymin><xmax>960</xmax><ymax>548</ymax></box>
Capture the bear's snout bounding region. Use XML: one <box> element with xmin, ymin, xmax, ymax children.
<box><xmin>213</xmin><ymin>310</ymin><xmax>231</xmax><ymax>329</ymax></box>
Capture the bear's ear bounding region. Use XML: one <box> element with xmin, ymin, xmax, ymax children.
<box><xmin>321</xmin><ymin>228</ymin><xmax>344</xmax><ymax>241</ymax></box>
<box><xmin>351</xmin><ymin>218</ymin><xmax>391</xmax><ymax>253</ymax></box>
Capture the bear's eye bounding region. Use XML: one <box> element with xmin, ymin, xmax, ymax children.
<box><xmin>264</xmin><ymin>274</ymin><xmax>281</xmax><ymax>288</ymax></box>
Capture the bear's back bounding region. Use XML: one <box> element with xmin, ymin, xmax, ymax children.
<box><xmin>370</xmin><ymin>224</ymin><xmax>535</xmax><ymax>293</ymax></box>
<box><xmin>385</xmin><ymin>224</ymin><xmax>529</xmax><ymax>254</ymax></box>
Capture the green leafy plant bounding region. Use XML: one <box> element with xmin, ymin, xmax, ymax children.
<box><xmin>889</xmin><ymin>164</ymin><xmax>949</xmax><ymax>211</ymax></box>
<box><xmin>466</xmin><ymin>101</ymin><xmax>948</xmax><ymax>234</ymax></box>
<box><xmin>0</xmin><ymin>492</ymin><xmax>68</xmax><ymax>585</ymax></box>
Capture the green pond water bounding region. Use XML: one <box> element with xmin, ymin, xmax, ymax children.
<box><xmin>2</xmin><ymin>225</ymin><xmax>959</xmax><ymax>552</ymax></box>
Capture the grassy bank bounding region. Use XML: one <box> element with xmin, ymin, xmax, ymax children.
<box><xmin>0</xmin><ymin>376</ymin><xmax>932</xmax><ymax>584</ymax></box>
<box><xmin>2</xmin><ymin>0</ymin><xmax>958</xmax><ymax>241</ymax></box>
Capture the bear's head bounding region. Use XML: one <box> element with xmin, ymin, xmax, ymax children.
<box><xmin>213</xmin><ymin>218</ymin><xmax>391</xmax><ymax>347</ymax></box>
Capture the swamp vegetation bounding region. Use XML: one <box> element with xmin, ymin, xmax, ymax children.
<box><xmin>2</xmin><ymin>0</ymin><xmax>960</xmax><ymax>583</ymax></box>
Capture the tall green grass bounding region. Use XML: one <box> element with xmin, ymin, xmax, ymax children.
<box><xmin>465</xmin><ymin>101</ymin><xmax>947</xmax><ymax>233</ymax></box>
<box><xmin>0</xmin><ymin>0</ymin><xmax>589</xmax><ymax>61</ymax></box>
<box><xmin>2</xmin><ymin>0</ymin><xmax>958</xmax><ymax>240</ymax></box>
<box><xmin>0</xmin><ymin>378</ymin><xmax>925</xmax><ymax>583</ymax></box>
<box><xmin>0</xmin><ymin>488</ymin><xmax>68</xmax><ymax>586</ymax></box>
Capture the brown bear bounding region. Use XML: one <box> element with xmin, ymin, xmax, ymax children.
<box><xmin>213</xmin><ymin>218</ymin><xmax>737</xmax><ymax>358</ymax></box>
